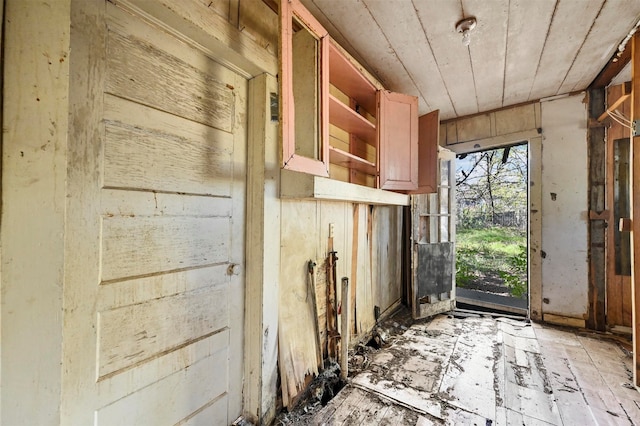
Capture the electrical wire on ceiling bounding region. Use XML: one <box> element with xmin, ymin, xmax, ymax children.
<box><xmin>613</xmin><ymin>18</ymin><xmax>640</xmax><ymax>62</ymax></box>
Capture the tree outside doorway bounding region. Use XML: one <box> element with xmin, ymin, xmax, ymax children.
<box><xmin>455</xmin><ymin>144</ymin><xmax>528</xmax><ymax>299</ymax></box>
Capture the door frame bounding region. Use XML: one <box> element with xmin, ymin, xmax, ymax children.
<box><xmin>245</xmin><ymin>73</ymin><xmax>281</xmax><ymax>424</ymax></box>
<box><xmin>446</xmin><ymin>136</ymin><xmax>542</xmax><ymax>321</ymax></box>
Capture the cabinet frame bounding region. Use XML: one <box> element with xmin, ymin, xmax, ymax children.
<box><xmin>279</xmin><ymin>0</ymin><xmax>330</xmax><ymax>177</ymax></box>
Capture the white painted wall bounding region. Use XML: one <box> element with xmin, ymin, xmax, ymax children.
<box><xmin>540</xmin><ymin>94</ymin><xmax>589</xmax><ymax>319</ymax></box>
<box><xmin>1</xmin><ymin>1</ymin><xmax>70</xmax><ymax>424</ymax></box>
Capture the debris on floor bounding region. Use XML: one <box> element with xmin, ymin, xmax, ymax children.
<box><xmin>273</xmin><ymin>361</ymin><xmax>345</xmax><ymax>425</ymax></box>
<box><xmin>273</xmin><ymin>306</ymin><xmax>415</xmax><ymax>425</ymax></box>
<box><xmin>313</xmin><ymin>312</ymin><xmax>639</xmax><ymax>425</ymax></box>
<box><xmin>231</xmin><ymin>416</ymin><xmax>255</xmax><ymax>426</ymax></box>
<box><xmin>275</xmin><ymin>306</ymin><xmax>639</xmax><ymax>425</ymax></box>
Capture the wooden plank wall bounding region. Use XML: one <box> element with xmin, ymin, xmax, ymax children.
<box><xmin>4</xmin><ymin>0</ymin><xmax>286</xmax><ymax>424</ymax></box>
<box><xmin>278</xmin><ymin>201</ymin><xmax>403</xmax><ymax>406</ymax></box>
<box><xmin>118</xmin><ymin>0</ymin><xmax>404</xmax><ymax>414</ymax></box>
<box><xmin>374</xmin><ymin>206</ymin><xmax>403</xmax><ymax>311</ymax></box>
<box><xmin>113</xmin><ymin>2</ymin><xmax>281</xmax><ymax>423</ymax></box>
<box><xmin>605</xmin><ymin>83</ymin><xmax>633</xmax><ymax>328</ymax></box>
<box><xmin>440</xmin><ymin>102</ymin><xmax>541</xmax><ymax>149</ymax></box>
<box><xmin>61</xmin><ymin>2</ymin><xmax>248</xmax><ymax>424</ymax></box>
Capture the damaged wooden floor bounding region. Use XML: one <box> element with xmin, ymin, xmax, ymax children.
<box><xmin>313</xmin><ymin>314</ymin><xmax>640</xmax><ymax>425</ymax></box>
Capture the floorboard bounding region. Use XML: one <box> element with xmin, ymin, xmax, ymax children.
<box><xmin>312</xmin><ymin>314</ymin><xmax>640</xmax><ymax>425</ymax></box>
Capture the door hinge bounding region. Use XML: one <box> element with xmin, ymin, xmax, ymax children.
<box><xmin>270</xmin><ymin>92</ymin><xmax>279</xmax><ymax>122</ymax></box>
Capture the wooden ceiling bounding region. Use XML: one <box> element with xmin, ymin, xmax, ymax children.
<box><xmin>300</xmin><ymin>0</ymin><xmax>640</xmax><ymax>120</ymax></box>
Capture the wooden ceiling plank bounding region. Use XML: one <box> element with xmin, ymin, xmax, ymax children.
<box><xmin>308</xmin><ymin>0</ymin><xmax>431</xmax><ymax>114</ymax></box>
<box><xmin>362</xmin><ymin>0</ymin><xmax>454</xmax><ymax>117</ymax></box>
<box><xmin>529</xmin><ymin>0</ymin><xmax>604</xmax><ymax>100</ymax></box>
<box><xmin>412</xmin><ymin>0</ymin><xmax>477</xmax><ymax>118</ymax></box>
<box><xmin>561</xmin><ymin>2</ymin><xmax>640</xmax><ymax>94</ymax></box>
<box><xmin>306</xmin><ymin>0</ymin><xmax>639</xmax><ymax>120</ymax></box>
<box><xmin>502</xmin><ymin>0</ymin><xmax>556</xmax><ymax>107</ymax></box>
<box><xmin>463</xmin><ymin>0</ymin><xmax>509</xmax><ymax>112</ymax></box>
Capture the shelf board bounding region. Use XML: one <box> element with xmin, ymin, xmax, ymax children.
<box><xmin>329</xmin><ymin>94</ymin><xmax>377</xmax><ymax>145</ymax></box>
<box><xmin>281</xmin><ymin>169</ymin><xmax>410</xmax><ymax>206</ymax></box>
<box><xmin>329</xmin><ymin>145</ymin><xmax>376</xmax><ymax>175</ymax></box>
<box><xmin>329</xmin><ymin>43</ymin><xmax>377</xmax><ymax>115</ymax></box>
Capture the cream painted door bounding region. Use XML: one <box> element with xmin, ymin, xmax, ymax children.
<box><xmin>411</xmin><ymin>149</ymin><xmax>456</xmax><ymax>319</ymax></box>
<box><xmin>62</xmin><ymin>2</ymin><xmax>246</xmax><ymax>424</ymax></box>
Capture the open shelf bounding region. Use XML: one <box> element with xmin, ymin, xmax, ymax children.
<box><xmin>329</xmin><ymin>145</ymin><xmax>376</xmax><ymax>175</ymax></box>
<box><xmin>329</xmin><ymin>94</ymin><xmax>376</xmax><ymax>145</ymax></box>
<box><xmin>326</xmin><ymin>39</ymin><xmax>380</xmax><ymax>184</ymax></box>
<box><xmin>329</xmin><ymin>42</ymin><xmax>377</xmax><ymax>115</ymax></box>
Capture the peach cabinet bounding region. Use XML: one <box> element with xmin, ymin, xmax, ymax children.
<box><xmin>280</xmin><ymin>0</ymin><xmax>437</xmax><ymax>194</ymax></box>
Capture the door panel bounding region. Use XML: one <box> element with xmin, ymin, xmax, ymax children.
<box><xmin>63</xmin><ymin>2</ymin><xmax>247</xmax><ymax>424</ymax></box>
<box><xmin>412</xmin><ymin>149</ymin><xmax>456</xmax><ymax>319</ymax></box>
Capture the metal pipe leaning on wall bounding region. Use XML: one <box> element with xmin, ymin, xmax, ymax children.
<box><xmin>308</xmin><ymin>260</ymin><xmax>323</xmax><ymax>370</ymax></box>
<box><xmin>327</xmin><ymin>250</ymin><xmax>339</xmax><ymax>361</ymax></box>
<box><xmin>340</xmin><ymin>277</ymin><xmax>349</xmax><ymax>381</ymax></box>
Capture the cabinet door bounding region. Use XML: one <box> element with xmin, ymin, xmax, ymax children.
<box><xmin>378</xmin><ymin>90</ymin><xmax>418</xmax><ymax>190</ymax></box>
<box><xmin>410</xmin><ymin>110</ymin><xmax>440</xmax><ymax>194</ymax></box>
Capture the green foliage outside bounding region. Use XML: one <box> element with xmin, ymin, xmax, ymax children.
<box><xmin>455</xmin><ymin>145</ymin><xmax>528</xmax><ymax>298</ymax></box>
<box><xmin>456</xmin><ymin>226</ymin><xmax>527</xmax><ymax>298</ymax></box>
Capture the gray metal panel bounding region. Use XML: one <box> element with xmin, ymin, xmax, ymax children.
<box><xmin>417</xmin><ymin>242</ymin><xmax>453</xmax><ymax>298</ymax></box>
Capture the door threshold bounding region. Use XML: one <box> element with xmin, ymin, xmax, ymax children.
<box><xmin>456</xmin><ymin>288</ymin><xmax>528</xmax><ymax>317</ymax></box>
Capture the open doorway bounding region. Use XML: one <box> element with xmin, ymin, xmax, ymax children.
<box><xmin>454</xmin><ymin>143</ymin><xmax>529</xmax><ymax>315</ymax></box>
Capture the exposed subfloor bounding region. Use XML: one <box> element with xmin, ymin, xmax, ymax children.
<box><xmin>312</xmin><ymin>314</ymin><xmax>640</xmax><ymax>425</ymax></box>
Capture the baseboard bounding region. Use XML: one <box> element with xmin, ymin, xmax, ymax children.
<box><xmin>542</xmin><ymin>313</ymin><xmax>585</xmax><ymax>328</ymax></box>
